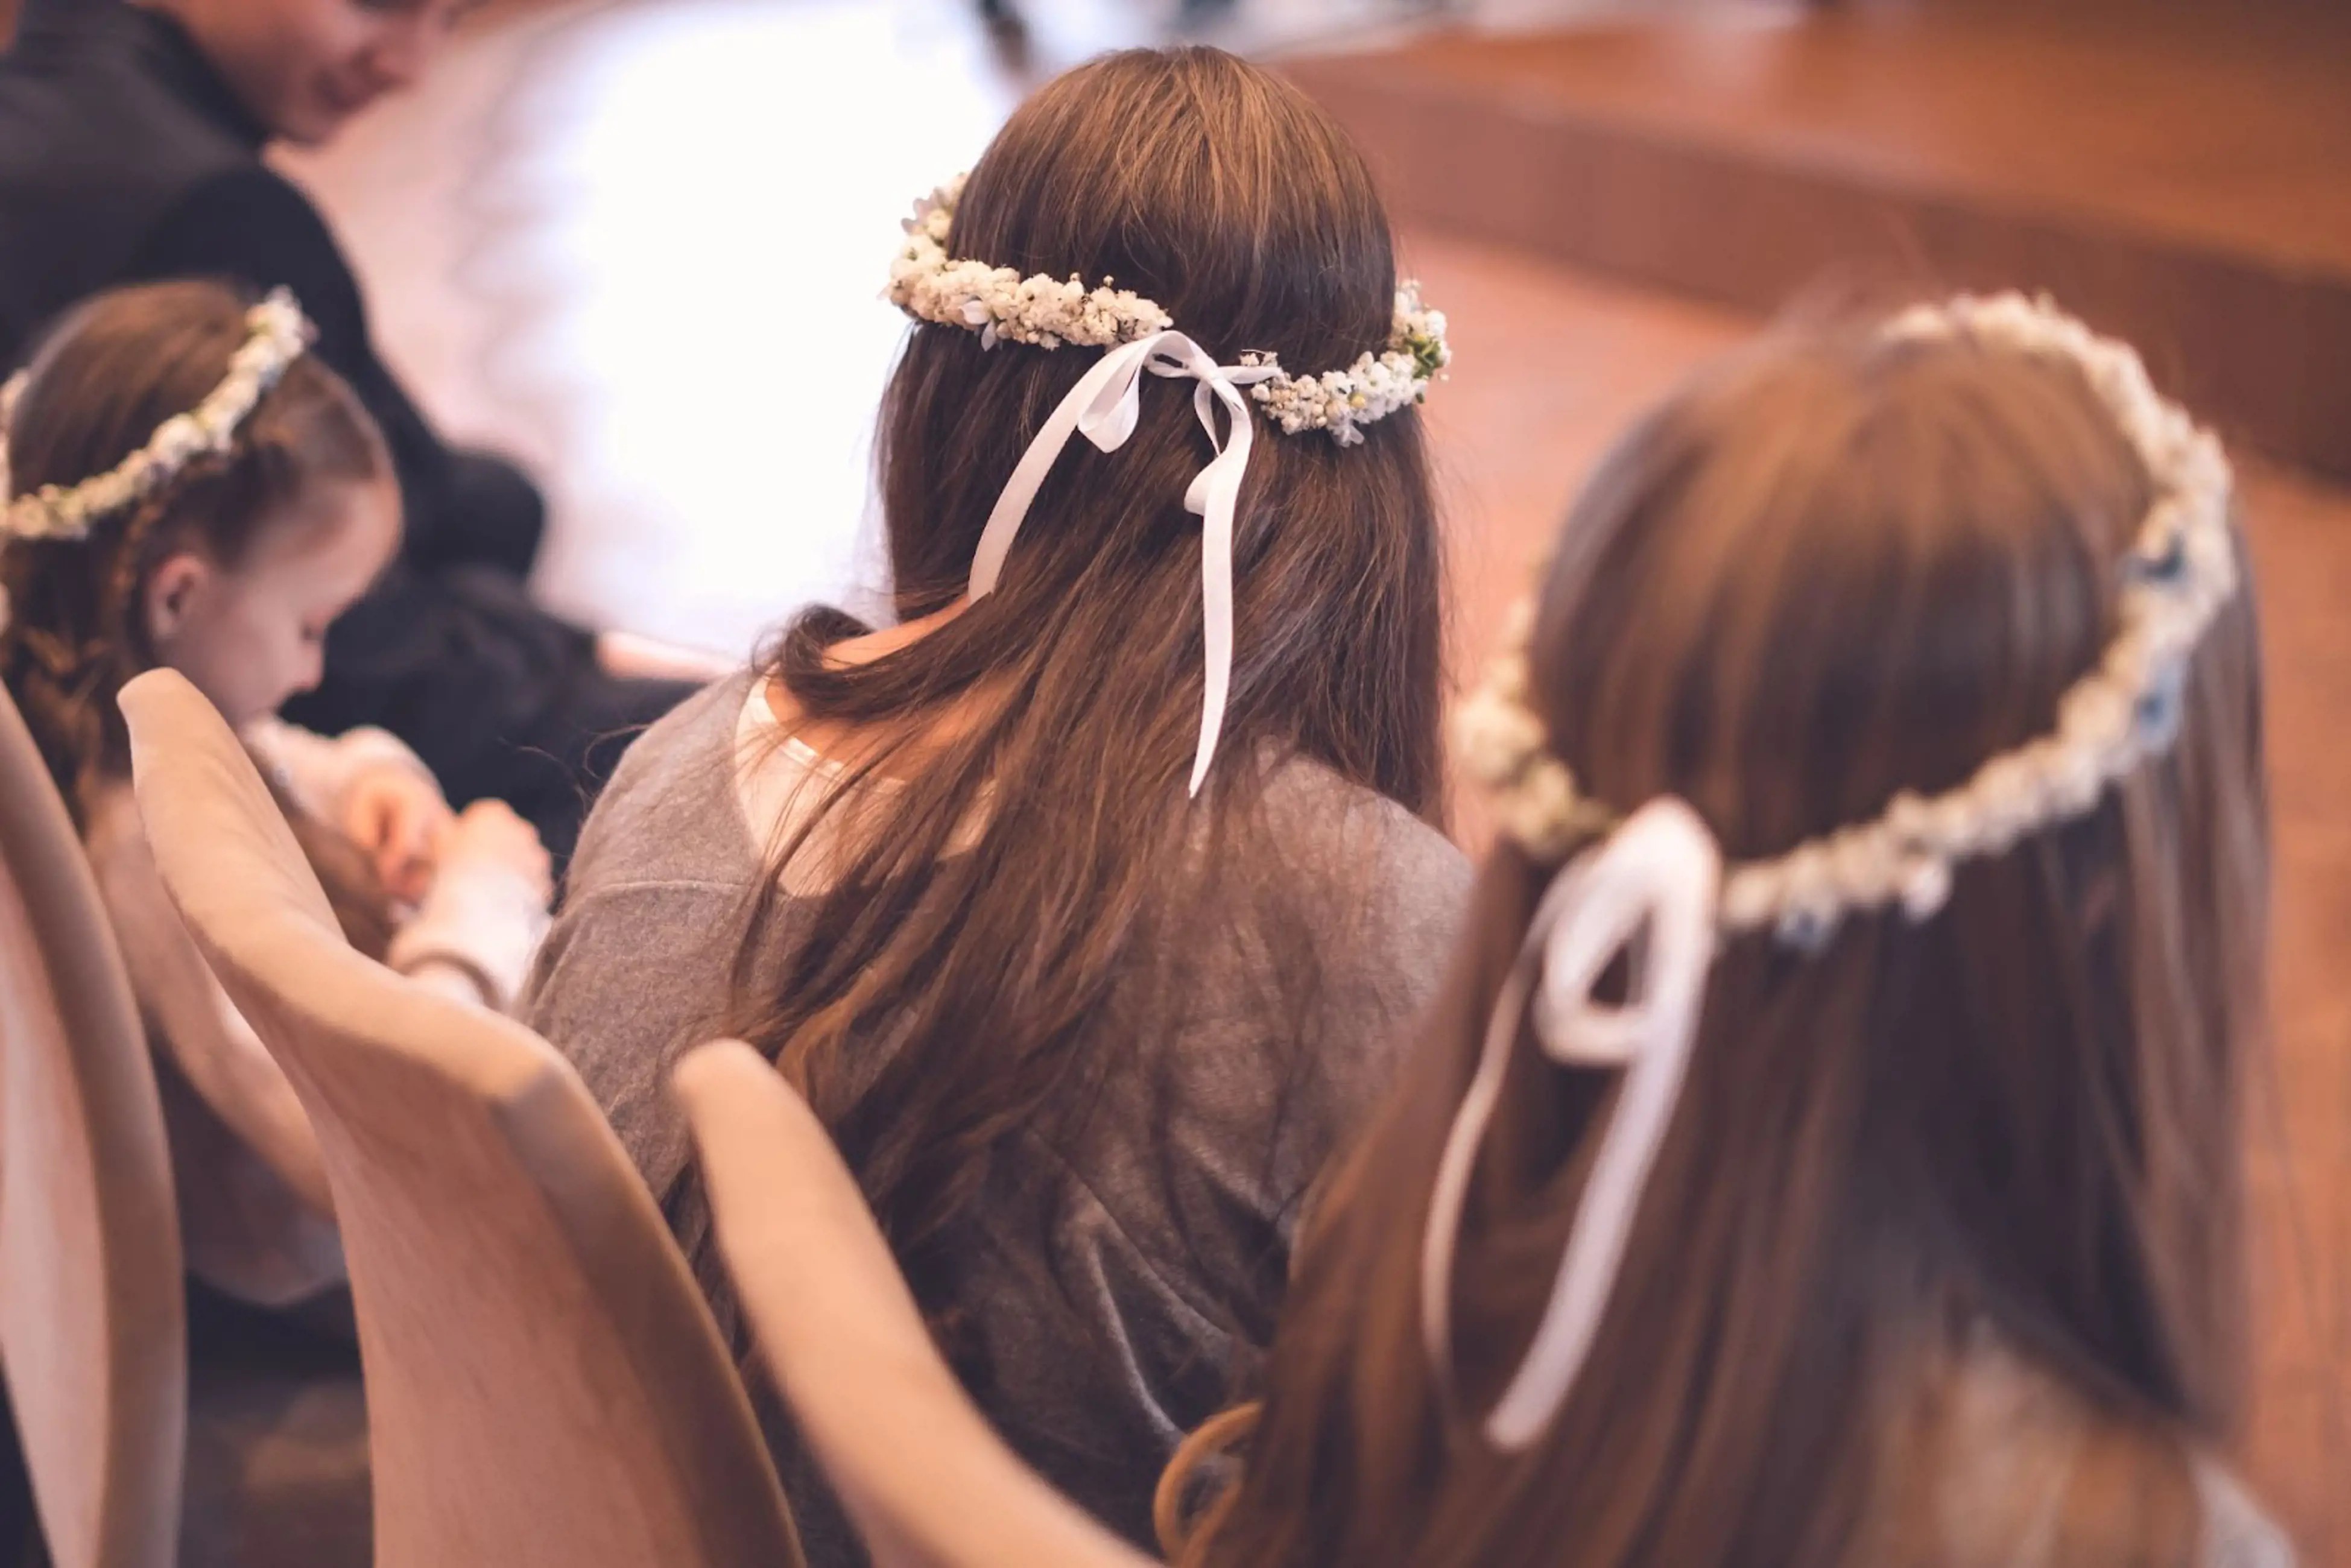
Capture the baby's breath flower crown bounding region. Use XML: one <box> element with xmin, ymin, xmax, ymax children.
<box><xmin>0</xmin><ymin>289</ymin><xmax>315</xmax><ymax>545</ymax></box>
<box><xmin>885</xmin><ymin>174</ymin><xmax>1451</xmax><ymax>446</ymax></box>
<box><xmin>1455</xmin><ymin>292</ymin><xmax>2241</xmax><ymax>950</ymax></box>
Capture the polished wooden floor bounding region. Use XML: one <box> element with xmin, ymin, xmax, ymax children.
<box><xmin>268</xmin><ymin>1</ymin><xmax>2349</xmax><ymax>1558</ymax></box>
<box><xmin>1286</xmin><ymin>0</ymin><xmax>2351</xmax><ymax>481</ymax></box>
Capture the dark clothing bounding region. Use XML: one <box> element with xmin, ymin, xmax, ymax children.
<box><xmin>440</xmin><ymin>448</ymin><xmax>548</xmax><ymax>580</ymax></box>
<box><xmin>0</xmin><ymin>0</ymin><xmax>688</xmax><ymax>858</ymax></box>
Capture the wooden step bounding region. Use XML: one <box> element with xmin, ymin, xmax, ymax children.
<box><xmin>1283</xmin><ymin>1</ymin><xmax>2351</xmax><ymax>481</ymax></box>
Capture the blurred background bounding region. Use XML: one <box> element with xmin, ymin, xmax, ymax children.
<box><xmin>3</xmin><ymin>0</ymin><xmax>2343</xmax><ymax>1552</ymax></box>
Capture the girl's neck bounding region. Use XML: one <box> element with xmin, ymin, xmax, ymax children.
<box><xmin>762</xmin><ymin>597</ymin><xmax>973</xmax><ymax>774</ymax></box>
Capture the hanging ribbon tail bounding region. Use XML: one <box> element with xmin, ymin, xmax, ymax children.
<box><xmin>968</xmin><ymin>332</ymin><xmax>1172</xmax><ymax>600</ymax></box>
<box><xmin>1187</xmin><ymin>464</ymin><xmax>1236</xmax><ymax>798</ymax></box>
<box><xmin>1420</xmin><ymin>800</ymin><xmax>1722</xmax><ymax>1450</ymax></box>
<box><xmin>1181</xmin><ymin>375</ymin><xmax>1252</xmax><ymax>798</ymax></box>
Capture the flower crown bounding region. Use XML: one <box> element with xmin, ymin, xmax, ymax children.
<box><xmin>884</xmin><ymin>174</ymin><xmax>1451</xmax><ymax>446</ymax></box>
<box><xmin>1424</xmin><ymin>295</ymin><xmax>2241</xmax><ymax>1460</ymax></box>
<box><xmin>0</xmin><ymin>289</ymin><xmax>315</xmax><ymax>545</ymax></box>
<box><xmin>888</xmin><ymin>173</ymin><xmax>1454</xmax><ymax>800</ymax></box>
<box><xmin>1455</xmin><ymin>292</ymin><xmax>2240</xmax><ymax>950</ymax></box>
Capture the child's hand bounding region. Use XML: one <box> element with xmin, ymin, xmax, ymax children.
<box><xmin>342</xmin><ymin>764</ymin><xmax>456</xmax><ymax>905</ymax></box>
<box><xmin>436</xmin><ymin>800</ymin><xmax>554</xmax><ymax>907</ymax></box>
<box><xmin>393</xmin><ymin>801</ymin><xmax>555</xmax><ymax>1012</ymax></box>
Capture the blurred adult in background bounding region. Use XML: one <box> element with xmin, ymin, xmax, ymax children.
<box><xmin>0</xmin><ymin>0</ymin><xmax>703</xmax><ymax>860</ymax></box>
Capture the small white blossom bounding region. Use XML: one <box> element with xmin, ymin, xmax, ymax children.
<box><xmin>1453</xmin><ymin>683</ymin><xmax>1546</xmax><ymax>785</ymax></box>
<box><xmin>1895</xmin><ymin>856</ymin><xmax>1952</xmax><ymax>920</ymax></box>
<box><xmin>1495</xmin><ymin>757</ymin><xmax>1588</xmax><ymax>862</ymax></box>
<box><xmin>886</xmin><ymin>186</ymin><xmax>1174</xmax><ymax>351</ymax></box>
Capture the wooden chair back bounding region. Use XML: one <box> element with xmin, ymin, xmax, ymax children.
<box><xmin>677</xmin><ymin>1039</ymin><xmax>1153</xmax><ymax>1568</ymax></box>
<box><xmin>121</xmin><ymin>669</ymin><xmax>801</xmax><ymax>1568</ymax></box>
<box><xmin>0</xmin><ymin>684</ymin><xmax>184</xmax><ymax>1568</ymax></box>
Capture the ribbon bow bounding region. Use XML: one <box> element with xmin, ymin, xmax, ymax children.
<box><xmin>966</xmin><ymin>330</ymin><xmax>1279</xmax><ymax>798</ymax></box>
<box><xmin>1420</xmin><ymin>799</ymin><xmax>1722</xmax><ymax>1449</ymax></box>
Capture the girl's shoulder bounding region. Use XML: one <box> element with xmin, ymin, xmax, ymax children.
<box><xmin>1141</xmin><ymin>757</ymin><xmax>1472</xmax><ymax>1140</ymax></box>
<box><xmin>78</xmin><ymin>780</ymin><xmax>221</xmax><ymax>1038</ymax></box>
<box><xmin>604</xmin><ymin>667</ymin><xmax>759</xmax><ymax>791</ymax></box>
<box><xmin>1249</xmin><ymin>754</ymin><xmax>1471</xmax><ymax>921</ymax></box>
<box><xmin>1219</xmin><ymin>756</ymin><xmax>1475</xmax><ymax>1019</ymax></box>
<box><xmin>78</xmin><ymin>777</ymin><xmax>145</xmax><ymax>874</ymax></box>
<box><xmin>2191</xmin><ymin>1459</ymin><xmax>2298</xmax><ymax>1568</ymax></box>
<box><xmin>79</xmin><ymin>779</ymin><xmax>170</xmax><ymax>951</ymax></box>
<box><xmin>563</xmin><ymin>671</ymin><xmax>764</xmax><ymax>897</ymax></box>
<box><xmin>1915</xmin><ymin>1336</ymin><xmax>2294</xmax><ymax>1568</ymax></box>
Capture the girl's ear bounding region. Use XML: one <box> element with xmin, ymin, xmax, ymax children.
<box><xmin>142</xmin><ymin>549</ymin><xmax>212</xmax><ymax>653</ymax></box>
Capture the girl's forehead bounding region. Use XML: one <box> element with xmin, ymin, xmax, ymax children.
<box><xmin>241</xmin><ymin>475</ymin><xmax>400</xmax><ymax>573</ymax></box>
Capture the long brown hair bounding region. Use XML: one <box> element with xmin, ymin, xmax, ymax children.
<box><xmin>1176</xmin><ymin>320</ymin><xmax>2269</xmax><ymax>1566</ymax></box>
<box><xmin>719</xmin><ymin>47</ymin><xmax>1443</xmax><ymax>1298</ymax></box>
<box><xmin>2</xmin><ymin>278</ymin><xmax>397</xmax><ymax>951</ymax></box>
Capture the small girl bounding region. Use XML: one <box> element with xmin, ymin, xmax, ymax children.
<box><xmin>529</xmin><ymin>46</ymin><xmax>1469</xmax><ymax>1560</ymax></box>
<box><xmin>1168</xmin><ymin>297</ymin><xmax>2291</xmax><ymax>1567</ymax></box>
<box><xmin>2</xmin><ymin>279</ymin><xmax>552</xmax><ymax>1310</ymax></box>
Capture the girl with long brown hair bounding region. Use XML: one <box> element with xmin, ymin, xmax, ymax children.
<box><xmin>1168</xmin><ymin>296</ymin><xmax>2291</xmax><ymax>1568</ymax></box>
<box><xmin>2</xmin><ymin>278</ymin><xmax>552</xmax><ymax>1309</ymax></box>
<box><xmin>527</xmin><ymin>45</ymin><xmax>1466</xmax><ymax>1560</ymax></box>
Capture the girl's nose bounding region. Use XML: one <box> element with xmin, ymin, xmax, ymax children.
<box><xmin>293</xmin><ymin>648</ymin><xmax>327</xmax><ymax>697</ymax></box>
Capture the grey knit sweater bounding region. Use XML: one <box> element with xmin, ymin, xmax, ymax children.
<box><xmin>524</xmin><ymin>674</ymin><xmax>1472</xmax><ymax>1560</ymax></box>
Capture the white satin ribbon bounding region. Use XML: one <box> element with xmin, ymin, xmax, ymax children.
<box><xmin>1421</xmin><ymin>798</ymin><xmax>1721</xmax><ymax>1450</ymax></box>
<box><xmin>966</xmin><ymin>330</ymin><xmax>1279</xmax><ymax>798</ymax></box>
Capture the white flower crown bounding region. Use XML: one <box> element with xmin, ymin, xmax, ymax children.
<box><xmin>884</xmin><ymin>174</ymin><xmax>1451</xmax><ymax>446</ymax></box>
<box><xmin>0</xmin><ymin>289</ymin><xmax>315</xmax><ymax>545</ymax></box>
<box><xmin>1455</xmin><ymin>292</ymin><xmax>2240</xmax><ymax>950</ymax></box>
